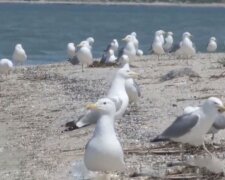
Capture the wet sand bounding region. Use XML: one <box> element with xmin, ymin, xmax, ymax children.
<box><xmin>1</xmin><ymin>53</ymin><xmax>225</xmax><ymax>179</ymax></box>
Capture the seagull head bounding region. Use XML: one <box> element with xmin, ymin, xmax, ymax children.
<box><xmin>86</xmin><ymin>98</ymin><xmax>116</xmax><ymax>115</ymax></box>
<box><xmin>156</xmin><ymin>30</ymin><xmax>165</xmax><ymax>36</ymax></box>
<box><xmin>77</xmin><ymin>41</ymin><xmax>89</xmax><ymax>48</ymax></box>
<box><xmin>67</xmin><ymin>42</ymin><xmax>75</xmax><ymax>47</ymax></box>
<box><xmin>122</xmin><ymin>35</ymin><xmax>133</xmax><ymax>42</ymax></box>
<box><xmin>15</xmin><ymin>44</ymin><xmax>23</xmax><ymax>49</ymax></box>
<box><xmin>210</xmin><ymin>37</ymin><xmax>216</xmax><ymax>41</ymax></box>
<box><xmin>167</xmin><ymin>32</ymin><xmax>173</xmax><ymax>36</ymax></box>
<box><xmin>119</xmin><ymin>54</ymin><xmax>129</xmax><ymax>65</ymax></box>
<box><xmin>86</xmin><ymin>37</ymin><xmax>95</xmax><ymax>45</ymax></box>
<box><xmin>202</xmin><ymin>97</ymin><xmax>225</xmax><ymax>114</ymax></box>
<box><xmin>118</xmin><ymin>68</ymin><xmax>139</xmax><ymax>79</ymax></box>
<box><xmin>183</xmin><ymin>32</ymin><xmax>192</xmax><ymax>39</ymax></box>
<box><xmin>131</xmin><ymin>32</ymin><xmax>137</xmax><ymax>37</ymax></box>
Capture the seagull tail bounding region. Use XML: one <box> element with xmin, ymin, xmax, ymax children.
<box><xmin>150</xmin><ymin>135</ymin><xmax>169</xmax><ymax>142</ymax></box>
<box><xmin>64</xmin><ymin>120</ymin><xmax>80</xmax><ymax>131</ymax></box>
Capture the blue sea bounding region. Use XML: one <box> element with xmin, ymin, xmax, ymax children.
<box><xmin>0</xmin><ymin>3</ymin><xmax>225</xmax><ymax>65</ymax></box>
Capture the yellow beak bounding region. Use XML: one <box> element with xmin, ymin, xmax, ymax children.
<box><xmin>128</xmin><ymin>71</ymin><xmax>139</xmax><ymax>78</ymax></box>
<box><xmin>86</xmin><ymin>103</ymin><xmax>98</xmax><ymax>110</ymax></box>
<box><xmin>218</xmin><ymin>105</ymin><xmax>225</xmax><ymax>113</ymax></box>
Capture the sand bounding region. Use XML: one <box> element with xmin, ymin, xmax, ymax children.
<box><xmin>1</xmin><ymin>53</ymin><xmax>225</xmax><ymax>179</ymax></box>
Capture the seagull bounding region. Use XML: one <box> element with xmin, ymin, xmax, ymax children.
<box><xmin>120</xmin><ymin>55</ymin><xmax>141</xmax><ymax>105</ymax></box>
<box><xmin>101</xmin><ymin>49</ymin><xmax>117</xmax><ymax>64</ymax></box>
<box><xmin>207</xmin><ymin>37</ymin><xmax>217</xmax><ymax>53</ymax></box>
<box><xmin>118</xmin><ymin>35</ymin><xmax>136</xmax><ymax>61</ymax></box>
<box><xmin>130</xmin><ymin>32</ymin><xmax>139</xmax><ymax>52</ymax></box>
<box><xmin>152</xmin><ymin>31</ymin><xmax>165</xmax><ymax>57</ymax></box>
<box><xmin>12</xmin><ymin>44</ymin><xmax>27</xmax><ymax>65</ymax></box>
<box><xmin>0</xmin><ymin>58</ymin><xmax>13</xmax><ymax>78</ymax></box>
<box><xmin>184</xmin><ymin>106</ymin><xmax>225</xmax><ymax>140</ymax></box>
<box><xmin>86</xmin><ymin>37</ymin><xmax>95</xmax><ymax>49</ymax></box>
<box><xmin>104</xmin><ymin>39</ymin><xmax>119</xmax><ymax>53</ymax></box>
<box><xmin>84</xmin><ymin>98</ymin><xmax>125</xmax><ymax>172</ymax></box>
<box><xmin>151</xmin><ymin>97</ymin><xmax>225</xmax><ymax>154</ymax></box>
<box><xmin>67</xmin><ymin>42</ymin><xmax>76</xmax><ymax>59</ymax></box>
<box><xmin>136</xmin><ymin>49</ymin><xmax>143</xmax><ymax>56</ymax></box>
<box><xmin>76</xmin><ymin>41</ymin><xmax>93</xmax><ymax>72</ymax></box>
<box><xmin>64</xmin><ymin>67</ymin><xmax>138</xmax><ymax>130</ymax></box>
<box><xmin>156</xmin><ymin>30</ymin><xmax>165</xmax><ymax>44</ymax></box>
<box><xmin>163</xmin><ymin>32</ymin><xmax>174</xmax><ymax>52</ymax></box>
<box><xmin>176</xmin><ymin>32</ymin><xmax>196</xmax><ymax>59</ymax></box>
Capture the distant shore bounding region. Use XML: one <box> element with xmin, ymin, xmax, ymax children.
<box><xmin>1</xmin><ymin>1</ymin><xmax>225</xmax><ymax>8</ymax></box>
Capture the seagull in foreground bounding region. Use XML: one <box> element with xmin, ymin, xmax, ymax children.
<box><xmin>151</xmin><ymin>97</ymin><xmax>225</xmax><ymax>154</ymax></box>
<box><xmin>76</xmin><ymin>41</ymin><xmax>93</xmax><ymax>72</ymax></box>
<box><xmin>84</xmin><ymin>98</ymin><xmax>125</xmax><ymax>172</ymax></box>
<box><xmin>120</xmin><ymin>55</ymin><xmax>141</xmax><ymax>106</ymax></box>
<box><xmin>163</xmin><ymin>31</ymin><xmax>174</xmax><ymax>52</ymax></box>
<box><xmin>67</xmin><ymin>42</ymin><xmax>76</xmax><ymax>60</ymax></box>
<box><xmin>12</xmin><ymin>44</ymin><xmax>27</xmax><ymax>65</ymax></box>
<box><xmin>207</xmin><ymin>37</ymin><xmax>217</xmax><ymax>53</ymax></box>
<box><xmin>64</xmin><ymin>68</ymin><xmax>139</xmax><ymax>130</ymax></box>
<box><xmin>0</xmin><ymin>58</ymin><xmax>13</xmax><ymax>78</ymax></box>
<box><xmin>176</xmin><ymin>32</ymin><xmax>196</xmax><ymax>59</ymax></box>
<box><xmin>184</xmin><ymin>105</ymin><xmax>225</xmax><ymax>140</ymax></box>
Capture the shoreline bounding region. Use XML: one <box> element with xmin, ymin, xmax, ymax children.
<box><xmin>0</xmin><ymin>1</ymin><xmax>225</xmax><ymax>8</ymax></box>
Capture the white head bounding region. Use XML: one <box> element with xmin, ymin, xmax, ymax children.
<box><xmin>155</xmin><ymin>30</ymin><xmax>165</xmax><ymax>36</ymax></box>
<box><xmin>86</xmin><ymin>37</ymin><xmax>95</xmax><ymax>45</ymax></box>
<box><xmin>15</xmin><ymin>44</ymin><xmax>23</xmax><ymax>49</ymax></box>
<box><xmin>131</xmin><ymin>32</ymin><xmax>137</xmax><ymax>37</ymax></box>
<box><xmin>77</xmin><ymin>41</ymin><xmax>89</xmax><ymax>48</ymax></box>
<box><xmin>210</xmin><ymin>37</ymin><xmax>216</xmax><ymax>41</ymax></box>
<box><xmin>167</xmin><ymin>31</ymin><xmax>173</xmax><ymax>36</ymax></box>
<box><xmin>182</xmin><ymin>32</ymin><xmax>192</xmax><ymax>39</ymax></box>
<box><xmin>122</xmin><ymin>35</ymin><xmax>133</xmax><ymax>42</ymax></box>
<box><xmin>202</xmin><ymin>97</ymin><xmax>225</xmax><ymax>114</ymax></box>
<box><xmin>117</xmin><ymin>67</ymin><xmax>138</xmax><ymax>79</ymax></box>
<box><xmin>112</xmin><ymin>39</ymin><xmax>118</xmax><ymax>44</ymax></box>
<box><xmin>68</xmin><ymin>42</ymin><xmax>75</xmax><ymax>47</ymax></box>
<box><xmin>86</xmin><ymin>98</ymin><xmax>116</xmax><ymax>115</ymax></box>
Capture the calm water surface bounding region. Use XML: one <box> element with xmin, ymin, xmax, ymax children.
<box><xmin>0</xmin><ymin>3</ymin><xmax>225</xmax><ymax>64</ymax></box>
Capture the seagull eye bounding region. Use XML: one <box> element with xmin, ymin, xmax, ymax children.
<box><xmin>103</xmin><ymin>102</ymin><xmax>107</xmax><ymax>105</ymax></box>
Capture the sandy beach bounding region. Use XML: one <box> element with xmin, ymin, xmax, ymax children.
<box><xmin>1</xmin><ymin>53</ymin><xmax>225</xmax><ymax>179</ymax></box>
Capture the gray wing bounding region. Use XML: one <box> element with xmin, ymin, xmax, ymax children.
<box><xmin>117</xmin><ymin>47</ymin><xmax>125</xmax><ymax>61</ymax></box>
<box><xmin>133</xmin><ymin>80</ymin><xmax>141</xmax><ymax>97</ymax></box>
<box><xmin>75</xmin><ymin>110</ymin><xmax>101</xmax><ymax>128</ymax></box>
<box><xmin>68</xmin><ymin>55</ymin><xmax>79</xmax><ymax>65</ymax></box>
<box><xmin>212</xmin><ymin>114</ymin><xmax>225</xmax><ymax>130</ymax></box>
<box><xmin>100</xmin><ymin>53</ymin><xmax>107</xmax><ymax>64</ymax></box>
<box><xmin>108</xmin><ymin>97</ymin><xmax>123</xmax><ymax>112</ymax></box>
<box><xmin>159</xmin><ymin>114</ymin><xmax>199</xmax><ymax>140</ymax></box>
<box><xmin>104</xmin><ymin>44</ymin><xmax>112</xmax><ymax>52</ymax></box>
<box><xmin>169</xmin><ymin>43</ymin><xmax>180</xmax><ymax>53</ymax></box>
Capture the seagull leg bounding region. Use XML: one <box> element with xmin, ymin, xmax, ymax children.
<box><xmin>211</xmin><ymin>133</ymin><xmax>215</xmax><ymax>141</ymax></box>
<box><xmin>179</xmin><ymin>143</ymin><xmax>185</xmax><ymax>161</ymax></box>
<box><xmin>82</xmin><ymin>64</ymin><xmax>84</xmax><ymax>72</ymax></box>
<box><xmin>202</xmin><ymin>141</ymin><xmax>213</xmax><ymax>157</ymax></box>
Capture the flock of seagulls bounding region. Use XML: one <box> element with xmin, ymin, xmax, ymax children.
<box><xmin>0</xmin><ymin>29</ymin><xmax>224</xmax><ymax>177</ymax></box>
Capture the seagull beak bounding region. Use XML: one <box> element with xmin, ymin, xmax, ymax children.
<box><xmin>128</xmin><ymin>71</ymin><xmax>139</xmax><ymax>78</ymax></box>
<box><xmin>86</xmin><ymin>103</ymin><xmax>98</xmax><ymax>110</ymax></box>
<box><xmin>218</xmin><ymin>105</ymin><xmax>225</xmax><ymax>113</ymax></box>
<box><xmin>122</xmin><ymin>38</ymin><xmax>126</xmax><ymax>41</ymax></box>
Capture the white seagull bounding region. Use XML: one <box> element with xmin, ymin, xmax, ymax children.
<box><xmin>151</xmin><ymin>97</ymin><xmax>225</xmax><ymax>154</ymax></box>
<box><xmin>207</xmin><ymin>37</ymin><xmax>217</xmax><ymax>53</ymax></box>
<box><xmin>0</xmin><ymin>58</ymin><xmax>13</xmax><ymax>78</ymax></box>
<box><xmin>67</xmin><ymin>42</ymin><xmax>76</xmax><ymax>59</ymax></box>
<box><xmin>163</xmin><ymin>31</ymin><xmax>174</xmax><ymax>52</ymax></box>
<box><xmin>119</xmin><ymin>35</ymin><xmax>136</xmax><ymax>61</ymax></box>
<box><xmin>76</xmin><ymin>41</ymin><xmax>93</xmax><ymax>72</ymax></box>
<box><xmin>152</xmin><ymin>31</ymin><xmax>165</xmax><ymax>57</ymax></box>
<box><xmin>84</xmin><ymin>98</ymin><xmax>125</xmax><ymax>172</ymax></box>
<box><xmin>12</xmin><ymin>44</ymin><xmax>27</xmax><ymax>65</ymax></box>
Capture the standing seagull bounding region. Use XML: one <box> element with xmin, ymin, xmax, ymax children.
<box><xmin>207</xmin><ymin>37</ymin><xmax>217</xmax><ymax>53</ymax></box>
<box><xmin>118</xmin><ymin>35</ymin><xmax>136</xmax><ymax>61</ymax></box>
<box><xmin>76</xmin><ymin>41</ymin><xmax>93</xmax><ymax>72</ymax></box>
<box><xmin>151</xmin><ymin>97</ymin><xmax>225</xmax><ymax>154</ymax></box>
<box><xmin>64</xmin><ymin>68</ymin><xmax>138</xmax><ymax>130</ymax></box>
<box><xmin>0</xmin><ymin>58</ymin><xmax>13</xmax><ymax>78</ymax></box>
<box><xmin>101</xmin><ymin>39</ymin><xmax>119</xmax><ymax>64</ymax></box>
<box><xmin>101</xmin><ymin>49</ymin><xmax>117</xmax><ymax>64</ymax></box>
<box><xmin>163</xmin><ymin>32</ymin><xmax>174</xmax><ymax>52</ymax></box>
<box><xmin>130</xmin><ymin>32</ymin><xmax>139</xmax><ymax>52</ymax></box>
<box><xmin>152</xmin><ymin>31</ymin><xmax>165</xmax><ymax>58</ymax></box>
<box><xmin>176</xmin><ymin>32</ymin><xmax>196</xmax><ymax>59</ymax></box>
<box><xmin>84</xmin><ymin>98</ymin><xmax>125</xmax><ymax>172</ymax></box>
<box><xmin>67</xmin><ymin>42</ymin><xmax>76</xmax><ymax>60</ymax></box>
<box><xmin>12</xmin><ymin>44</ymin><xmax>27</xmax><ymax>65</ymax></box>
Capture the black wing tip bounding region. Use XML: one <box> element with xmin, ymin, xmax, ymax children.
<box><xmin>63</xmin><ymin>121</ymin><xmax>80</xmax><ymax>131</ymax></box>
<box><xmin>150</xmin><ymin>136</ymin><xmax>169</xmax><ymax>142</ymax></box>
